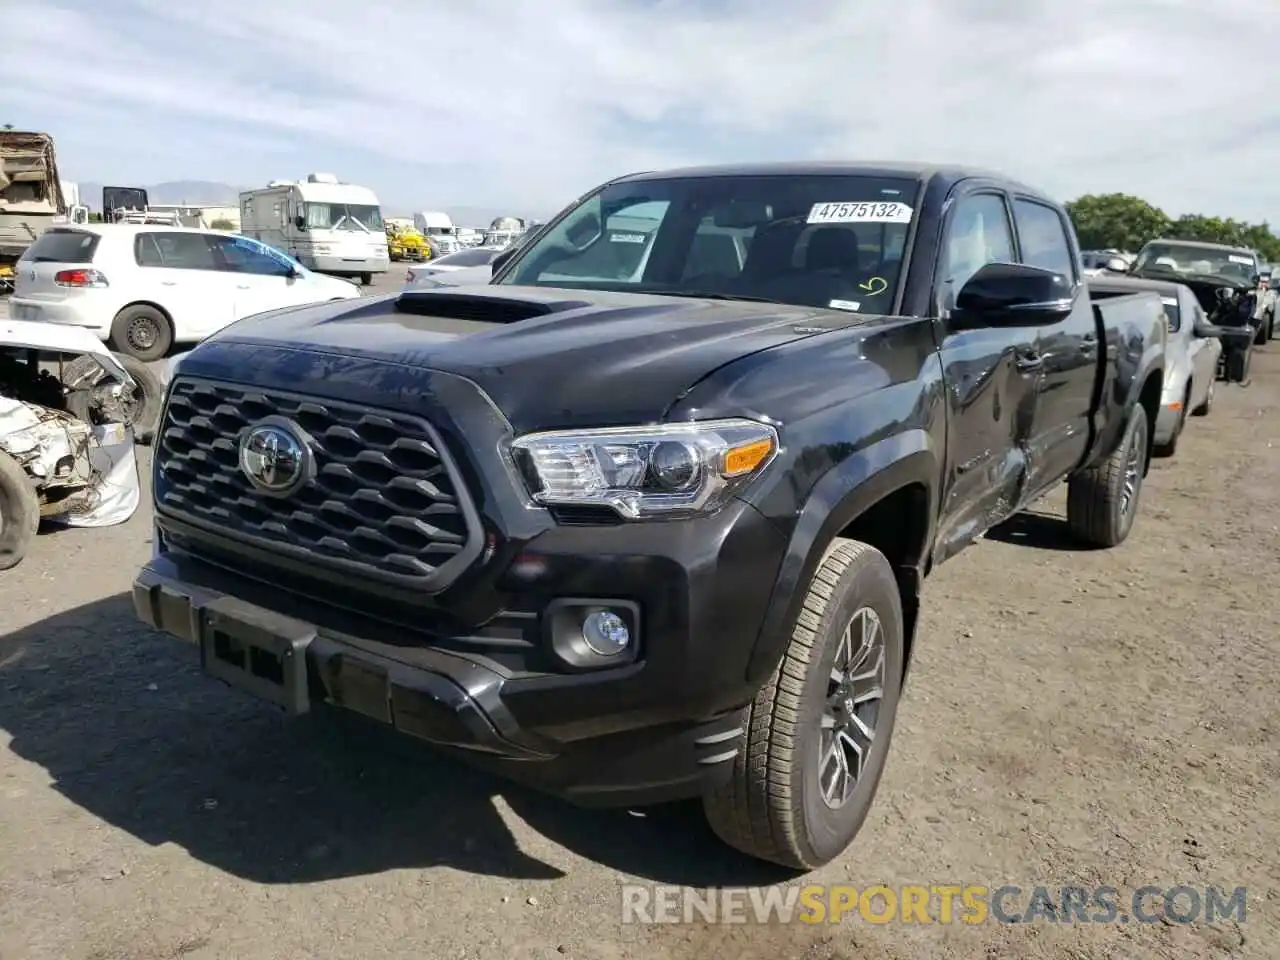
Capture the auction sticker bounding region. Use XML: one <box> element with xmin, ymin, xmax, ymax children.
<box><xmin>1228</xmin><ymin>254</ymin><xmax>1254</xmax><ymax>265</ymax></box>
<box><xmin>808</xmin><ymin>201</ymin><xmax>912</xmax><ymax>224</ymax></box>
<box><xmin>828</xmin><ymin>299</ymin><xmax>861</xmax><ymax>311</ymax></box>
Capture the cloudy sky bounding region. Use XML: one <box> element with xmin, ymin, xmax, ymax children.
<box><xmin>5</xmin><ymin>0</ymin><xmax>1279</xmax><ymax>224</ymax></box>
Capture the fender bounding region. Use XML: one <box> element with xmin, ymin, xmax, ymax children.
<box><xmin>744</xmin><ymin>429</ymin><xmax>938</xmax><ymax>687</ymax></box>
<box><xmin>1084</xmin><ymin>330</ymin><xmax>1164</xmax><ymax>470</ymax></box>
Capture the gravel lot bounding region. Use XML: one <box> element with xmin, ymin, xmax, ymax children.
<box><xmin>1</xmin><ymin>284</ymin><xmax>1277</xmax><ymax>959</ymax></box>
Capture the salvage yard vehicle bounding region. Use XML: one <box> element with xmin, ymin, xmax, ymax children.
<box><xmin>1128</xmin><ymin>239</ymin><xmax>1262</xmax><ymax>380</ymax></box>
<box><xmin>7</xmin><ymin>224</ymin><xmax>360</xmax><ymax>362</ymax></box>
<box><xmin>0</xmin><ymin>131</ymin><xmax>82</xmax><ymax>295</ymax></box>
<box><xmin>1089</xmin><ymin>275</ymin><xmax>1222</xmax><ymax>455</ymax></box>
<box><xmin>403</xmin><ymin>247</ymin><xmax>506</xmax><ymax>286</ymax></box>
<box><xmin>0</xmin><ymin>321</ymin><xmax>143</xmax><ymax>569</ymax></box>
<box><xmin>134</xmin><ymin>162</ymin><xmax>1165</xmax><ymax>870</ymax></box>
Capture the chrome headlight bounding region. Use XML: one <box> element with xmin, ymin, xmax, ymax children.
<box><xmin>510</xmin><ymin>418</ymin><xmax>779</xmax><ymax>520</ymax></box>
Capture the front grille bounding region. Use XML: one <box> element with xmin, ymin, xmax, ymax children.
<box><xmin>156</xmin><ymin>377</ymin><xmax>479</xmax><ymax>588</ymax></box>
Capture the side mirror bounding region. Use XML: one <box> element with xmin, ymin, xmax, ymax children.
<box><xmin>294</xmin><ymin>215</ymin><xmax>306</xmax><ymax>230</ymax></box>
<box><xmin>952</xmin><ymin>262</ymin><xmax>1075</xmax><ymax>328</ymax></box>
<box><xmin>1215</xmin><ymin>287</ymin><xmax>1235</xmax><ymax>302</ymax></box>
<box><xmin>490</xmin><ymin>247</ymin><xmax>515</xmax><ymax>276</ymax></box>
<box><xmin>1105</xmin><ymin>257</ymin><xmax>1128</xmax><ymax>273</ymax></box>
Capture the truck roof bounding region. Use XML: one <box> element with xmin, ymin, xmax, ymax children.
<box><xmin>614</xmin><ymin>161</ymin><xmax>1052</xmax><ymax>200</ymax></box>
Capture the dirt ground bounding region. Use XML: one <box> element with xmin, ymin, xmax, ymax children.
<box><xmin>0</xmin><ymin>330</ymin><xmax>1276</xmax><ymax>959</ymax></box>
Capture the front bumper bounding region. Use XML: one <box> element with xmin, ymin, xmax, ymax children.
<box><xmin>137</xmin><ymin>490</ymin><xmax>784</xmax><ymax>806</ymax></box>
<box><xmin>301</xmin><ymin>254</ymin><xmax>390</xmax><ymax>275</ymax></box>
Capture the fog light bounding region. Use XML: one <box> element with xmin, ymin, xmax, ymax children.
<box><xmin>582</xmin><ymin>610</ymin><xmax>630</xmax><ymax>656</ymax></box>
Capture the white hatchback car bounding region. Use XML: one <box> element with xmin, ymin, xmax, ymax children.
<box><xmin>8</xmin><ymin>224</ymin><xmax>361</xmax><ymax>360</ymax></box>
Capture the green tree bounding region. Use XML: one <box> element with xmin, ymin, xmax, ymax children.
<box><xmin>1065</xmin><ymin>193</ymin><xmax>1170</xmax><ymax>251</ymax></box>
<box><xmin>209</xmin><ymin>218</ymin><xmax>235</xmax><ymax>230</ymax></box>
<box><xmin>1</xmin><ymin>123</ymin><xmax>12</xmax><ymax>131</ymax></box>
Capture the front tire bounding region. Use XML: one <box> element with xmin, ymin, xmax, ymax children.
<box><xmin>1066</xmin><ymin>404</ymin><xmax>1148</xmax><ymax>548</ymax></box>
<box><xmin>360</xmin><ymin>272</ymin><xmax>373</xmax><ymax>286</ymax></box>
<box><xmin>702</xmin><ymin>538</ymin><xmax>904</xmax><ymax>870</ymax></box>
<box><xmin>62</xmin><ymin>353</ymin><xmax>164</xmax><ymax>444</ymax></box>
<box><xmin>0</xmin><ymin>451</ymin><xmax>39</xmax><ymax>571</ymax></box>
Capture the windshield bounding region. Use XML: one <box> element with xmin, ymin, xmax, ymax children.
<box><xmin>304</xmin><ymin>202</ymin><xmax>384</xmax><ymax>232</ymax></box>
<box><xmin>495</xmin><ymin>174</ymin><xmax>920</xmax><ymax>312</ymax></box>
<box><xmin>1133</xmin><ymin>242</ymin><xmax>1257</xmax><ymax>282</ymax></box>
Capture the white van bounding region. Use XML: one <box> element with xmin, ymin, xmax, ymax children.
<box><xmin>7</xmin><ymin>224</ymin><xmax>359</xmax><ymax>360</ymax></box>
<box><xmin>240</xmin><ymin>173</ymin><xmax>390</xmax><ymax>285</ymax></box>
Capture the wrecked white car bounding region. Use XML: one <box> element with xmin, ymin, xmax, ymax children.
<box><xmin>0</xmin><ymin>320</ymin><xmax>150</xmax><ymax>569</ymax></box>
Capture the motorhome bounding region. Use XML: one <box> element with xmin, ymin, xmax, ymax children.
<box><xmin>412</xmin><ymin>210</ymin><xmax>462</xmax><ymax>256</ymax></box>
<box><xmin>240</xmin><ymin>173</ymin><xmax>389</xmax><ymax>284</ymax></box>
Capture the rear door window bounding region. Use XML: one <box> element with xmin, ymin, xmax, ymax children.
<box><xmin>1012</xmin><ymin>199</ymin><xmax>1076</xmax><ymax>278</ymax></box>
<box><xmin>23</xmin><ymin>229</ymin><xmax>100</xmax><ymax>264</ymax></box>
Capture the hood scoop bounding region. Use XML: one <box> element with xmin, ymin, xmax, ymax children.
<box><xmin>395</xmin><ymin>289</ymin><xmax>595</xmax><ymax>324</ymax></box>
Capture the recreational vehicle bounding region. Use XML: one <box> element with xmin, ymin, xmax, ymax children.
<box><xmin>239</xmin><ymin>173</ymin><xmax>389</xmax><ymax>284</ymax></box>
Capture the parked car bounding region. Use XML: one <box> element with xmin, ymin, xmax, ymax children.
<box><xmin>6</xmin><ymin>225</ymin><xmax>360</xmax><ymax>361</ymax></box>
<box><xmin>1128</xmin><ymin>239</ymin><xmax>1262</xmax><ymax>379</ymax></box>
<box><xmin>1088</xmin><ymin>275</ymin><xmax>1222</xmax><ymax>455</ymax></box>
<box><xmin>134</xmin><ymin>161</ymin><xmax>1165</xmax><ymax>870</ymax></box>
<box><xmin>403</xmin><ymin>247</ymin><xmax>505</xmax><ymax>286</ymax></box>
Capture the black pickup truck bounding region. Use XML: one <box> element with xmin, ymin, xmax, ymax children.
<box><xmin>133</xmin><ymin>162</ymin><xmax>1165</xmax><ymax>870</ymax></box>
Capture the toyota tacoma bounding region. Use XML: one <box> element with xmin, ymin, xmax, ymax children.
<box><xmin>134</xmin><ymin>163</ymin><xmax>1165</xmax><ymax>869</ymax></box>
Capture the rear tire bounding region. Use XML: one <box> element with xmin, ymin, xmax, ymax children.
<box><xmin>702</xmin><ymin>538</ymin><xmax>904</xmax><ymax>870</ymax></box>
<box><xmin>1066</xmin><ymin>404</ymin><xmax>1148</xmax><ymax>548</ymax></box>
<box><xmin>109</xmin><ymin>304</ymin><xmax>173</xmax><ymax>362</ymax></box>
<box><xmin>360</xmin><ymin>273</ymin><xmax>373</xmax><ymax>286</ymax></box>
<box><xmin>0</xmin><ymin>452</ymin><xmax>39</xmax><ymax>571</ymax></box>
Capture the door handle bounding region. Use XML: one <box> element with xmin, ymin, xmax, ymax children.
<box><xmin>160</xmin><ymin>281</ymin><xmax>177</xmax><ymax>286</ymax></box>
<box><xmin>1015</xmin><ymin>351</ymin><xmax>1043</xmax><ymax>372</ymax></box>
<box><xmin>1080</xmin><ymin>335</ymin><xmax>1098</xmax><ymax>356</ymax></box>
<box><xmin>236</xmin><ymin>284</ymin><xmax>251</xmax><ymax>290</ymax></box>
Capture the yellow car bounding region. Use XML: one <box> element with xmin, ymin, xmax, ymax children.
<box><xmin>386</xmin><ymin>225</ymin><xmax>430</xmax><ymax>262</ymax></box>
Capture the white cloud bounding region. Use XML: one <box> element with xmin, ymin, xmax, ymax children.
<box><xmin>4</xmin><ymin>0</ymin><xmax>1279</xmax><ymax>223</ymax></box>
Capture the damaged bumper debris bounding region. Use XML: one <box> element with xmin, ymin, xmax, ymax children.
<box><xmin>0</xmin><ymin>320</ymin><xmax>142</xmax><ymax>568</ymax></box>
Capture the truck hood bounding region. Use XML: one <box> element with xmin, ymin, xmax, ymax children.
<box><xmin>200</xmin><ymin>286</ymin><xmax>870</xmax><ymax>429</ymax></box>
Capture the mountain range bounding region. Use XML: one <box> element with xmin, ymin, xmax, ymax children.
<box><xmin>75</xmin><ymin>180</ymin><xmax>543</xmax><ymax>227</ymax></box>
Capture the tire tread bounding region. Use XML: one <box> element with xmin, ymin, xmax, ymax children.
<box><xmin>703</xmin><ymin>538</ymin><xmax>876</xmax><ymax>869</ymax></box>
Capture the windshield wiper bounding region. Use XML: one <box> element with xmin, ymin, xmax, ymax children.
<box><xmin>634</xmin><ymin>289</ymin><xmax>783</xmax><ymax>304</ymax></box>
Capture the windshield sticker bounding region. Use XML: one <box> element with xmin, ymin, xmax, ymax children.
<box><xmin>857</xmin><ymin>276</ymin><xmax>889</xmax><ymax>295</ymax></box>
<box><xmin>610</xmin><ymin>233</ymin><xmax>647</xmax><ymax>244</ymax></box>
<box><xmin>1228</xmin><ymin>254</ymin><xmax>1254</xmax><ymax>265</ymax></box>
<box><xmin>828</xmin><ymin>299</ymin><xmax>861</xmax><ymax>312</ymax></box>
<box><xmin>1161</xmin><ymin>297</ymin><xmax>1178</xmax><ymax>306</ymax></box>
<box><xmin>808</xmin><ymin>201</ymin><xmax>912</xmax><ymax>225</ymax></box>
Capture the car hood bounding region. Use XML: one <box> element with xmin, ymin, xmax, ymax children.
<box><xmin>0</xmin><ymin>318</ymin><xmax>133</xmax><ymax>386</ymax></box>
<box><xmin>191</xmin><ymin>285</ymin><xmax>872</xmax><ymax>429</ymax></box>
